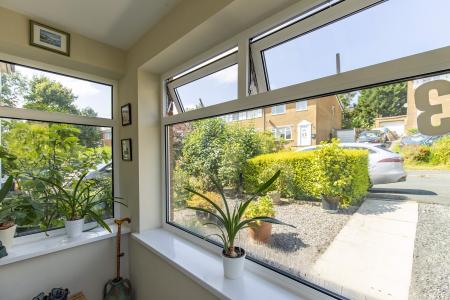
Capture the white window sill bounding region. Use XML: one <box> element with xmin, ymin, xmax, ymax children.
<box><xmin>131</xmin><ymin>229</ymin><xmax>332</xmax><ymax>300</ymax></box>
<box><xmin>0</xmin><ymin>223</ymin><xmax>129</xmax><ymax>267</ymax></box>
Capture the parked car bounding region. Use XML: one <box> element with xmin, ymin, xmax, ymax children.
<box><xmin>298</xmin><ymin>143</ymin><xmax>406</xmax><ymax>185</ymax></box>
<box><xmin>357</xmin><ymin>129</ymin><xmax>389</xmax><ymax>144</ymax></box>
<box><xmin>400</xmin><ymin>133</ymin><xmax>447</xmax><ymax>146</ymax></box>
<box><xmin>85</xmin><ymin>162</ymin><xmax>112</xmax><ymax>180</ymax></box>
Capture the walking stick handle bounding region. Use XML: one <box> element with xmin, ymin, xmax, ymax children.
<box><xmin>114</xmin><ymin>217</ymin><xmax>131</xmax><ymax>226</ymax></box>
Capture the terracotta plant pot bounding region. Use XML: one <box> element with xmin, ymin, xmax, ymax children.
<box><xmin>321</xmin><ymin>196</ymin><xmax>340</xmax><ymax>212</ymax></box>
<box><xmin>222</xmin><ymin>247</ymin><xmax>246</xmax><ymax>279</ymax></box>
<box><xmin>0</xmin><ymin>224</ymin><xmax>17</xmax><ymax>249</ymax></box>
<box><xmin>248</xmin><ymin>222</ymin><xmax>272</xmax><ymax>243</ymax></box>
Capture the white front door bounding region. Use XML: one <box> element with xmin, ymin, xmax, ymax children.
<box><xmin>298</xmin><ymin>121</ymin><xmax>312</xmax><ymax>146</ymax></box>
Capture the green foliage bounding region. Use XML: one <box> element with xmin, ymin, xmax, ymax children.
<box><xmin>0</xmin><ymin>72</ymin><xmax>28</xmax><ymax>107</ymax></box>
<box><xmin>402</xmin><ymin>145</ymin><xmax>431</xmax><ymax>163</ymax></box>
<box><xmin>430</xmin><ymin>136</ymin><xmax>450</xmax><ymax>166</ymax></box>
<box><xmin>243</xmin><ymin>195</ymin><xmax>275</xmax><ymax>225</ymax></box>
<box><xmin>187</xmin><ymin>191</ymin><xmax>223</xmax><ymax>212</ymax></box>
<box><xmin>347</xmin><ymin>83</ymin><xmax>407</xmax><ymax>129</ymax></box>
<box><xmin>313</xmin><ymin>139</ymin><xmax>369</xmax><ymax>206</ymax></box>
<box><xmin>176</xmin><ymin>118</ymin><xmax>279</xmax><ymax>197</ymax></box>
<box><xmin>37</xmin><ymin>173</ymin><xmax>121</xmax><ymax>232</ymax></box>
<box><xmin>0</xmin><ymin>176</ymin><xmax>16</xmax><ymax>226</ymax></box>
<box><xmin>243</xmin><ymin>141</ymin><xmax>370</xmax><ymax>206</ymax></box>
<box><xmin>186</xmin><ymin>171</ymin><xmax>294</xmax><ymax>257</ymax></box>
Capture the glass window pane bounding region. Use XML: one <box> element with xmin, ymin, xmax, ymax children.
<box><xmin>0</xmin><ymin>62</ymin><xmax>112</xmax><ymax>118</ymax></box>
<box><xmin>175</xmin><ymin>64</ymin><xmax>238</xmax><ymax>111</ymax></box>
<box><xmin>262</xmin><ymin>0</ymin><xmax>450</xmax><ymax>90</ymax></box>
<box><xmin>271</xmin><ymin>104</ymin><xmax>286</xmax><ymax>115</ymax></box>
<box><xmin>167</xmin><ymin>72</ymin><xmax>450</xmax><ymax>299</ymax></box>
<box><xmin>296</xmin><ymin>100</ymin><xmax>307</xmax><ymax>111</ymax></box>
<box><xmin>0</xmin><ymin>118</ymin><xmax>113</xmax><ymax>236</ymax></box>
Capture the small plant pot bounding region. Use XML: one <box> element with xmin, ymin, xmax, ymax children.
<box><xmin>222</xmin><ymin>247</ymin><xmax>246</xmax><ymax>279</ymax></box>
<box><xmin>321</xmin><ymin>196</ymin><xmax>340</xmax><ymax>212</ymax></box>
<box><xmin>248</xmin><ymin>222</ymin><xmax>272</xmax><ymax>243</ymax></box>
<box><xmin>0</xmin><ymin>224</ymin><xmax>16</xmax><ymax>249</ymax></box>
<box><xmin>268</xmin><ymin>191</ymin><xmax>282</xmax><ymax>205</ymax></box>
<box><xmin>64</xmin><ymin>219</ymin><xmax>84</xmax><ymax>238</ymax></box>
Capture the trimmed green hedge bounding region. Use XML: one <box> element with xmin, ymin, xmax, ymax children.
<box><xmin>243</xmin><ymin>148</ymin><xmax>370</xmax><ymax>206</ymax></box>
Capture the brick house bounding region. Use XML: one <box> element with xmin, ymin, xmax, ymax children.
<box><xmin>224</xmin><ymin>96</ymin><xmax>342</xmax><ymax>147</ymax></box>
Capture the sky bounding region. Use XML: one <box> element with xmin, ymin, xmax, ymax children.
<box><xmin>175</xmin><ymin>0</ymin><xmax>450</xmax><ymax>110</ymax></box>
<box><xmin>14</xmin><ymin>65</ymin><xmax>112</xmax><ymax>118</ymax></box>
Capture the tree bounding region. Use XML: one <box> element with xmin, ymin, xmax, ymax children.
<box><xmin>0</xmin><ymin>72</ymin><xmax>28</xmax><ymax>107</ymax></box>
<box><xmin>350</xmin><ymin>83</ymin><xmax>407</xmax><ymax>129</ymax></box>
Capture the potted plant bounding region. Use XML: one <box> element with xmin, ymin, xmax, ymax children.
<box><xmin>267</xmin><ymin>190</ymin><xmax>282</xmax><ymax>205</ymax></box>
<box><xmin>39</xmin><ymin>173</ymin><xmax>125</xmax><ymax>238</ymax></box>
<box><xmin>0</xmin><ymin>176</ymin><xmax>18</xmax><ymax>249</ymax></box>
<box><xmin>186</xmin><ymin>171</ymin><xmax>294</xmax><ymax>279</ymax></box>
<box><xmin>243</xmin><ymin>195</ymin><xmax>275</xmax><ymax>243</ymax></box>
<box><xmin>314</xmin><ymin>139</ymin><xmax>352</xmax><ymax>212</ymax></box>
<box><xmin>186</xmin><ymin>191</ymin><xmax>223</xmax><ymax>221</ymax></box>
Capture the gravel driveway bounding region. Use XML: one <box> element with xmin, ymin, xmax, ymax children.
<box><xmin>173</xmin><ymin>199</ymin><xmax>357</xmax><ymax>279</ymax></box>
<box><xmin>409</xmin><ymin>204</ymin><xmax>450</xmax><ymax>300</ymax></box>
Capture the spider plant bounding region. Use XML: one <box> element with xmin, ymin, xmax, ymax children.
<box><xmin>186</xmin><ymin>170</ymin><xmax>294</xmax><ymax>258</ymax></box>
<box><xmin>38</xmin><ymin>173</ymin><xmax>125</xmax><ymax>232</ymax></box>
<box><xmin>0</xmin><ymin>176</ymin><xmax>17</xmax><ymax>229</ymax></box>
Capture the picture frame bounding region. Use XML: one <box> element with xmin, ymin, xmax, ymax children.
<box><xmin>121</xmin><ymin>103</ymin><xmax>132</xmax><ymax>126</ymax></box>
<box><xmin>121</xmin><ymin>139</ymin><xmax>132</xmax><ymax>161</ymax></box>
<box><xmin>29</xmin><ymin>20</ymin><xmax>70</xmax><ymax>56</ymax></box>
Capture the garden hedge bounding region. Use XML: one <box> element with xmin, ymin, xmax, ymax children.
<box><xmin>243</xmin><ymin>149</ymin><xmax>370</xmax><ymax>206</ymax></box>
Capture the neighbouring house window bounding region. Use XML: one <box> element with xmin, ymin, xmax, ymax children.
<box><xmin>272</xmin><ymin>126</ymin><xmax>292</xmax><ymax>140</ymax></box>
<box><xmin>271</xmin><ymin>104</ymin><xmax>286</xmax><ymax>115</ymax></box>
<box><xmin>296</xmin><ymin>100</ymin><xmax>307</xmax><ymax>111</ymax></box>
<box><xmin>0</xmin><ymin>61</ymin><xmax>114</xmax><ymax>236</ymax></box>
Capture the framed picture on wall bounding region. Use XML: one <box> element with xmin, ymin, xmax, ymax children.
<box><xmin>29</xmin><ymin>20</ymin><xmax>70</xmax><ymax>56</ymax></box>
<box><xmin>121</xmin><ymin>103</ymin><xmax>132</xmax><ymax>126</ymax></box>
<box><xmin>121</xmin><ymin>139</ymin><xmax>132</xmax><ymax>161</ymax></box>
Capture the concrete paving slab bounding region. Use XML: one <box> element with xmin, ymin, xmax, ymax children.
<box><xmin>312</xmin><ymin>199</ymin><xmax>418</xmax><ymax>300</ymax></box>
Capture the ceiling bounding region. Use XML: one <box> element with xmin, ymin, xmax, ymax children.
<box><xmin>0</xmin><ymin>0</ymin><xmax>181</xmax><ymax>49</ymax></box>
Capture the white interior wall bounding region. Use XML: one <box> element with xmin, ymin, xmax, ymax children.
<box><xmin>0</xmin><ymin>236</ymin><xmax>129</xmax><ymax>300</ymax></box>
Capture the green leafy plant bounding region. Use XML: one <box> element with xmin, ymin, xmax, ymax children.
<box><xmin>186</xmin><ymin>171</ymin><xmax>294</xmax><ymax>258</ymax></box>
<box><xmin>38</xmin><ymin>173</ymin><xmax>125</xmax><ymax>232</ymax></box>
<box><xmin>187</xmin><ymin>191</ymin><xmax>223</xmax><ymax>212</ymax></box>
<box><xmin>0</xmin><ymin>176</ymin><xmax>17</xmax><ymax>229</ymax></box>
<box><xmin>243</xmin><ymin>195</ymin><xmax>275</xmax><ymax>226</ymax></box>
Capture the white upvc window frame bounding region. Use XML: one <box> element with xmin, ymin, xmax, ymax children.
<box><xmin>296</xmin><ymin>100</ymin><xmax>308</xmax><ymax>111</ymax></box>
<box><xmin>250</xmin><ymin>0</ymin><xmax>382</xmax><ymax>93</ymax></box>
<box><xmin>160</xmin><ymin>0</ymin><xmax>450</xmax><ymax>298</ymax></box>
<box><xmin>166</xmin><ymin>47</ymin><xmax>238</xmax><ymax>114</ymax></box>
<box><xmin>0</xmin><ymin>52</ymin><xmax>121</xmax><ymax>237</ymax></box>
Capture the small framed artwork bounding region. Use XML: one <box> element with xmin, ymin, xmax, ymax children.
<box><xmin>121</xmin><ymin>139</ymin><xmax>132</xmax><ymax>161</ymax></box>
<box><xmin>29</xmin><ymin>20</ymin><xmax>70</xmax><ymax>56</ymax></box>
<box><xmin>121</xmin><ymin>103</ymin><xmax>132</xmax><ymax>126</ymax></box>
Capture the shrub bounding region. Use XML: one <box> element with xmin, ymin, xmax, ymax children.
<box><xmin>243</xmin><ymin>141</ymin><xmax>370</xmax><ymax>206</ymax></box>
<box><xmin>431</xmin><ymin>136</ymin><xmax>450</xmax><ymax>166</ymax></box>
<box><xmin>186</xmin><ymin>191</ymin><xmax>223</xmax><ymax>212</ymax></box>
<box><xmin>402</xmin><ymin>145</ymin><xmax>431</xmax><ymax>163</ymax></box>
<box><xmin>244</xmin><ymin>195</ymin><xmax>275</xmax><ymax>225</ymax></box>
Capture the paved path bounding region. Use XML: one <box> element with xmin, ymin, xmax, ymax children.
<box><xmin>312</xmin><ymin>199</ymin><xmax>418</xmax><ymax>300</ymax></box>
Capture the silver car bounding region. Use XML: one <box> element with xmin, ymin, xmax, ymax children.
<box><xmin>298</xmin><ymin>143</ymin><xmax>407</xmax><ymax>185</ymax></box>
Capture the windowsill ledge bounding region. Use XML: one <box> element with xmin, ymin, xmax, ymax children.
<box><xmin>0</xmin><ymin>224</ymin><xmax>129</xmax><ymax>267</ymax></box>
<box><xmin>132</xmin><ymin>229</ymin><xmax>325</xmax><ymax>300</ymax></box>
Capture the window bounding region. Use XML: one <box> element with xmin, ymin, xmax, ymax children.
<box><xmin>272</xmin><ymin>126</ymin><xmax>292</xmax><ymax>140</ymax></box>
<box><xmin>163</xmin><ymin>1</ymin><xmax>450</xmax><ymax>298</ymax></box>
<box><xmin>271</xmin><ymin>104</ymin><xmax>286</xmax><ymax>115</ymax></box>
<box><xmin>166</xmin><ymin>47</ymin><xmax>238</xmax><ymax>114</ymax></box>
<box><xmin>0</xmin><ymin>61</ymin><xmax>114</xmax><ymax>236</ymax></box>
<box><xmin>296</xmin><ymin>100</ymin><xmax>307</xmax><ymax>111</ymax></box>
<box><xmin>251</xmin><ymin>0</ymin><xmax>450</xmax><ymax>92</ymax></box>
<box><xmin>0</xmin><ymin>61</ymin><xmax>112</xmax><ymax>118</ymax></box>
<box><xmin>166</xmin><ymin>70</ymin><xmax>450</xmax><ymax>299</ymax></box>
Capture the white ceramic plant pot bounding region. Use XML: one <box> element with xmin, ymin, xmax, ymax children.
<box><xmin>0</xmin><ymin>224</ymin><xmax>16</xmax><ymax>249</ymax></box>
<box><xmin>222</xmin><ymin>248</ymin><xmax>246</xmax><ymax>279</ymax></box>
<box><xmin>64</xmin><ymin>219</ymin><xmax>84</xmax><ymax>238</ymax></box>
